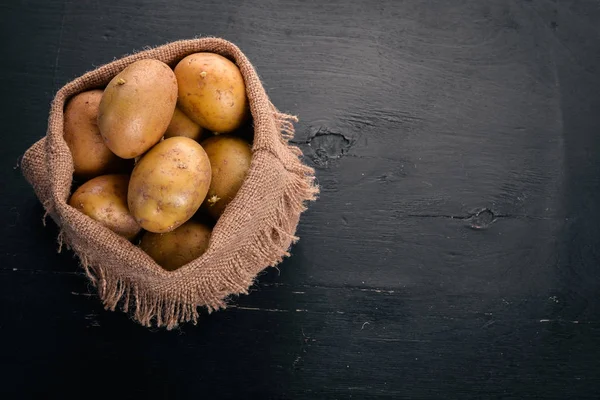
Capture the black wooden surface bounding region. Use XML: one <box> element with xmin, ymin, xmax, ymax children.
<box><xmin>2</xmin><ymin>0</ymin><xmax>600</xmax><ymax>398</ymax></box>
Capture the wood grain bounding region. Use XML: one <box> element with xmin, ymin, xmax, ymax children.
<box><xmin>3</xmin><ymin>270</ymin><xmax>600</xmax><ymax>399</ymax></box>
<box><xmin>2</xmin><ymin>0</ymin><xmax>600</xmax><ymax>398</ymax></box>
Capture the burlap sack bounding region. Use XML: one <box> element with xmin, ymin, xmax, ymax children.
<box><xmin>21</xmin><ymin>38</ymin><xmax>318</xmax><ymax>329</ymax></box>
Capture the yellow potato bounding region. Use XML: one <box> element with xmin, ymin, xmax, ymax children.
<box><xmin>201</xmin><ymin>135</ymin><xmax>252</xmax><ymax>218</ymax></box>
<box><xmin>68</xmin><ymin>174</ymin><xmax>141</xmax><ymax>240</ymax></box>
<box><xmin>63</xmin><ymin>90</ymin><xmax>130</xmax><ymax>178</ymax></box>
<box><xmin>128</xmin><ymin>137</ymin><xmax>212</xmax><ymax>233</ymax></box>
<box><xmin>98</xmin><ymin>59</ymin><xmax>177</xmax><ymax>159</ymax></box>
<box><xmin>139</xmin><ymin>220</ymin><xmax>212</xmax><ymax>271</ymax></box>
<box><xmin>164</xmin><ymin>107</ymin><xmax>204</xmax><ymax>141</ymax></box>
<box><xmin>174</xmin><ymin>52</ymin><xmax>248</xmax><ymax>133</ymax></box>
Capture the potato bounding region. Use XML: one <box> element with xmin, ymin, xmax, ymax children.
<box><xmin>68</xmin><ymin>174</ymin><xmax>141</xmax><ymax>240</ymax></box>
<box><xmin>98</xmin><ymin>59</ymin><xmax>178</xmax><ymax>159</ymax></box>
<box><xmin>164</xmin><ymin>107</ymin><xmax>204</xmax><ymax>141</ymax></box>
<box><xmin>128</xmin><ymin>137</ymin><xmax>212</xmax><ymax>233</ymax></box>
<box><xmin>174</xmin><ymin>53</ymin><xmax>248</xmax><ymax>133</ymax></box>
<box><xmin>63</xmin><ymin>90</ymin><xmax>130</xmax><ymax>178</ymax></box>
<box><xmin>201</xmin><ymin>135</ymin><xmax>252</xmax><ymax>218</ymax></box>
<box><xmin>139</xmin><ymin>221</ymin><xmax>212</xmax><ymax>271</ymax></box>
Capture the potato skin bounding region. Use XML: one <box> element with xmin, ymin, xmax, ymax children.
<box><xmin>98</xmin><ymin>59</ymin><xmax>178</xmax><ymax>159</ymax></box>
<box><xmin>174</xmin><ymin>53</ymin><xmax>248</xmax><ymax>133</ymax></box>
<box><xmin>139</xmin><ymin>221</ymin><xmax>212</xmax><ymax>271</ymax></box>
<box><xmin>201</xmin><ymin>135</ymin><xmax>252</xmax><ymax>218</ymax></box>
<box><xmin>128</xmin><ymin>137</ymin><xmax>212</xmax><ymax>233</ymax></box>
<box><xmin>68</xmin><ymin>174</ymin><xmax>141</xmax><ymax>240</ymax></box>
<box><xmin>63</xmin><ymin>90</ymin><xmax>130</xmax><ymax>178</ymax></box>
<box><xmin>164</xmin><ymin>107</ymin><xmax>204</xmax><ymax>141</ymax></box>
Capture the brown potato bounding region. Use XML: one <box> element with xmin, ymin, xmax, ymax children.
<box><xmin>63</xmin><ymin>90</ymin><xmax>130</xmax><ymax>178</ymax></box>
<box><xmin>68</xmin><ymin>174</ymin><xmax>141</xmax><ymax>240</ymax></box>
<box><xmin>201</xmin><ymin>135</ymin><xmax>252</xmax><ymax>218</ymax></box>
<box><xmin>139</xmin><ymin>220</ymin><xmax>212</xmax><ymax>271</ymax></box>
<box><xmin>164</xmin><ymin>107</ymin><xmax>204</xmax><ymax>141</ymax></box>
<box><xmin>128</xmin><ymin>137</ymin><xmax>212</xmax><ymax>233</ymax></box>
<box><xmin>174</xmin><ymin>53</ymin><xmax>248</xmax><ymax>133</ymax></box>
<box><xmin>98</xmin><ymin>59</ymin><xmax>178</xmax><ymax>159</ymax></box>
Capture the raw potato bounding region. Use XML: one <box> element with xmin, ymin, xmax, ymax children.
<box><xmin>128</xmin><ymin>137</ymin><xmax>212</xmax><ymax>233</ymax></box>
<box><xmin>174</xmin><ymin>53</ymin><xmax>248</xmax><ymax>133</ymax></box>
<box><xmin>63</xmin><ymin>90</ymin><xmax>129</xmax><ymax>178</ymax></box>
<box><xmin>164</xmin><ymin>107</ymin><xmax>204</xmax><ymax>141</ymax></box>
<box><xmin>201</xmin><ymin>135</ymin><xmax>252</xmax><ymax>218</ymax></box>
<box><xmin>68</xmin><ymin>174</ymin><xmax>141</xmax><ymax>240</ymax></box>
<box><xmin>140</xmin><ymin>221</ymin><xmax>212</xmax><ymax>271</ymax></box>
<box><xmin>98</xmin><ymin>59</ymin><xmax>178</xmax><ymax>159</ymax></box>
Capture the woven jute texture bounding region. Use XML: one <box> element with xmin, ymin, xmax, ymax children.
<box><xmin>21</xmin><ymin>38</ymin><xmax>318</xmax><ymax>329</ymax></box>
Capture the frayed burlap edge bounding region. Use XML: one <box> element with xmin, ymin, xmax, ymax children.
<box><xmin>21</xmin><ymin>38</ymin><xmax>318</xmax><ymax>330</ymax></box>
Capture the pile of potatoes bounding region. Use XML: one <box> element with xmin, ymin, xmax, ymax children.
<box><xmin>65</xmin><ymin>53</ymin><xmax>253</xmax><ymax>271</ymax></box>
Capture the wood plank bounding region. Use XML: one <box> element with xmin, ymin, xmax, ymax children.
<box><xmin>0</xmin><ymin>0</ymin><xmax>66</xmax><ymax>276</ymax></box>
<box><xmin>54</xmin><ymin>0</ymin><xmax>564</xmax><ymax>218</ymax></box>
<box><xmin>2</xmin><ymin>270</ymin><xmax>600</xmax><ymax>399</ymax></box>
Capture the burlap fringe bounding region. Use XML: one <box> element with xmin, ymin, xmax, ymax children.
<box><xmin>62</xmin><ymin>112</ymin><xmax>318</xmax><ymax>329</ymax></box>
